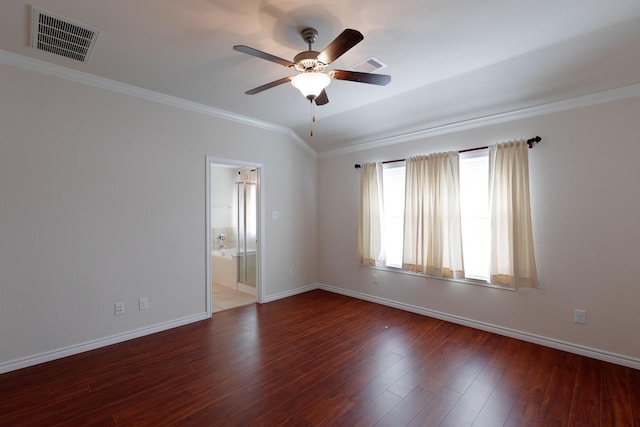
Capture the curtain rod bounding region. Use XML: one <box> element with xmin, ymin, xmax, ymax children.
<box><xmin>354</xmin><ymin>136</ymin><xmax>541</xmax><ymax>169</ymax></box>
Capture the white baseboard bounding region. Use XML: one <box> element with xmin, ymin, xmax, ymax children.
<box><xmin>261</xmin><ymin>284</ymin><xmax>318</xmax><ymax>303</ymax></box>
<box><xmin>5</xmin><ymin>284</ymin><xmax>638</xmax><ymax>374</ymax></box>
<box><xmin>316</xmin><ymin>283</ymin><xmax>640</xmax><ymax>370</ymax></box>
<box><xmin>2</xmin><ymin>284</ymin><xmax>314</xmax><ymax>374</ymax></box>
<box><xmin>0</xmin><ymin>312</ymin><xmax>209</xmax><ymax>374</ymax></box>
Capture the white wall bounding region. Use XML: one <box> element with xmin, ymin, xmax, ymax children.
<box><xmin>0</xmin><ymin>62</ymin><xmax>318</xmax><ymax>370</ymax></box>
<box><xmin>3</xmin><ymin>54</ymin><xmax>639</xmax><ymax>372</ymax></box>
<box><xmin>318</xmin><ymin>95</ymin><xmax>640</xmax><ymax>364</ymax></box>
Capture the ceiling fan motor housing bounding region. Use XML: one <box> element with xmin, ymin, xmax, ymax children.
<box><xmin>293</xmin><ymin>50</ymin><xmax>325</xmax><ymax>72</ymax></box>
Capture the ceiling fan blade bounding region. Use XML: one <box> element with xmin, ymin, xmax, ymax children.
<box><xmin>245</xmin><ymin>77</ymin><xmax>293</xmax><ymax>95</ymax></box>
<box><xmin>317</xmin><ymin>29</ymin><xmax>364</xmax><ymax>65</ymax></box>
<box><xmin>315</xmin><ymin>89</ymin><xmax>329</xmax><ymax>106</ymax></box>
<box><xmin>233</xmin><ymin>45</ymin><xmax>295</xmax><ymax>67</ymax></box>
<box><xmin>330</xmin><ymin>70</ymin><xmax>391</xmax><ymax>85</ymax></box>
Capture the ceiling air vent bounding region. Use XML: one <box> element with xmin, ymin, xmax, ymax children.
<box><xmin>30</xmin><ymin>6</ymin><xmax>100</xmax><ymax>63</ymax></box>
<box><xmin>350</xmin><ymin>57</ymin><xmax>387</xmax><ymax>73</ymax></box>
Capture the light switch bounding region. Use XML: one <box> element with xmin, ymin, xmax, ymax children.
<box><xmin>272</xmin><ymin>211</ymin><xmax>280</xmax><ymax>219</ymax></box>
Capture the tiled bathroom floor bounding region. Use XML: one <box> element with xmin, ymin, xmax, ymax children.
<box><xmin>212</xmin><ymin>283</ymin><xmax>256</xmax><ymax>313</ymax></box>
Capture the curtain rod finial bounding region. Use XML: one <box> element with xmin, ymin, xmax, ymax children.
<box><xmin>527</xmin><ymin>136</ymin><xmax>541</xmax><ymax>148</ymax></box>
<box><xmin>355</xmin><ymin>164</ymin><xmax>361</xmax><ymax>169</ymax></box>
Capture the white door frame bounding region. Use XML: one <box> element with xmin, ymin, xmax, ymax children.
<box><xmin>205</xmin><ymin>156</ymin><xmax>264</xmax><ymax>317</ymax></box>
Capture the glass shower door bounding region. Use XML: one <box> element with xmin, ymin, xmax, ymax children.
<box><xmin>236</xmin><ymin>180</ymin><xmax>257</xmax><ymax>286</ymax></box>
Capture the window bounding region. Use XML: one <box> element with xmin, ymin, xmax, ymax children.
<box><xmin>362</xmin><ymin>140</ymin><xmax>537</xmax><ymax>288</ymax></box>
<box><xmin>380</xmin><ymin>153</ymin><xmax>490</xmax><ymax>282</ymax></box>
<box><xmin>382</xmin><ymin>163</ymin><xmax>405</xmax><ymax>268</ymax></box>
<box><xmin>459</xmin><ymin>150</ymin><xmax>489</xmax><ymax>281</ymax></box>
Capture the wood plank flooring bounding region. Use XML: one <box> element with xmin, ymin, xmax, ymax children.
<box><xmin>1</xmin><ymin>289</ymin><xmax>638</xmax><ymax>426</ymax></box>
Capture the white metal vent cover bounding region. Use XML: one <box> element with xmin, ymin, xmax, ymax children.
<box><xmin>350</xmin><ymin>57</ymin><xmax>387</xmax><ymax>73</ymax></box>
<box><xmin>30</xmin><ymin>6</ymin><xmax>100</xmax><ymax>63</ymax></box>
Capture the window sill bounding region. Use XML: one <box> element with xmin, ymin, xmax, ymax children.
<box><xmin>370</xmin><ymin>265</ymin><xmax>516</xmax><ymax>291</ymax></box>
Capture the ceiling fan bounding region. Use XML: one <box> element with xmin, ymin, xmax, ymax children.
<box><xmin>233</xmin><ymin>28</ymin><xmax>391</xmax><ymax>106</ymax></box>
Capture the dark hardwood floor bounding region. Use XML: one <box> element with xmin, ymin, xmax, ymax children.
<box><xmin>1</xmin><ymin>290</ymin><xmax>639</xmax><ymax>426</ymax></box>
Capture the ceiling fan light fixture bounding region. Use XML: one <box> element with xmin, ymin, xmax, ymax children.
<box><xmin>291</xmin><ymin>72</ymin><xmax>331</xmax><ymax>100</ymax></box>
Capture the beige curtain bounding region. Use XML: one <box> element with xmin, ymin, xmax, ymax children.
<box><xmin>402</xmin><ymin>153</ymin><xmax>464</xmax><ymax>278</ymax></box>
<box><xmin>358</xmin><ymin>162</ymin><xmax>385</xmax><ymax>266</ymax></box>
<box><xmin>489</xmin><ymin>141</ymin><xmax>538</xmax><ymax>288</ymax></box>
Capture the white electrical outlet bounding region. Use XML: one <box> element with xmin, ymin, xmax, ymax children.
<box><xmin>114</xmin><ymin>302</ymin><xmax>125</xmax><ymax>316</ymax></box>
<box><xmin>574</xmin><ymin>309</ymin><xmax>587</xmax><ymax>324</ymax></box>
<box><xmin>288</xmin><ymin>269</ymin><xmax>293</xmax><ymax>278</ymax></box>
<box><xmin>372</xmin><ymin>273</ymin><xmax>378</xmax><ymax>284</ymax></box>
<box><xmin>139</xmin><ymin>297</ymin><xmax>149</xmax><ymax>310</ymax></box>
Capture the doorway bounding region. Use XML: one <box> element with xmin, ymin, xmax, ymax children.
<box><xmin>205</xmin><ymin>157</ymin><xmax>263</xmax><ymax>316</ymax></box>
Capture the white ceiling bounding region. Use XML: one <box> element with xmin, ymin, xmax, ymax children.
<box><xmin>2</xmin><ymin>0</ymin><xmax>640</xmax><ymax>153</ymax></box>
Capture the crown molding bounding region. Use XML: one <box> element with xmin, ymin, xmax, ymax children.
<box><xmin>319</xmin><ymin>82</ymin><xmax>640</xmax><ymax>158</ymax></box>
<box><xmin>5</xmin><ymin>48</ymin><xmax>639</xmax><ymax>162</ymax></box>
<box><xmin>0</xmin><ymin>49</ymin><xmax>317</xmax><ymax>158</ymax></box>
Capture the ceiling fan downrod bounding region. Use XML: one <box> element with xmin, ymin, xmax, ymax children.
<box><xmin>300</xmin><ymin>28</ymin><xmax>318</xmax><ymax>50</ymax></box>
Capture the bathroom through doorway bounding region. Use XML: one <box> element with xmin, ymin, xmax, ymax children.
<box><xmin>205</xmin><ymin>157</ymin><xmax>263</xmax><ymax>316</ymax></box>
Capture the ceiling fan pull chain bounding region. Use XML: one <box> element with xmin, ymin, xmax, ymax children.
<box><xmin>310</xmin><ymin>99</ymin><xmax>315</xmax><ymax>137</ymax></box>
